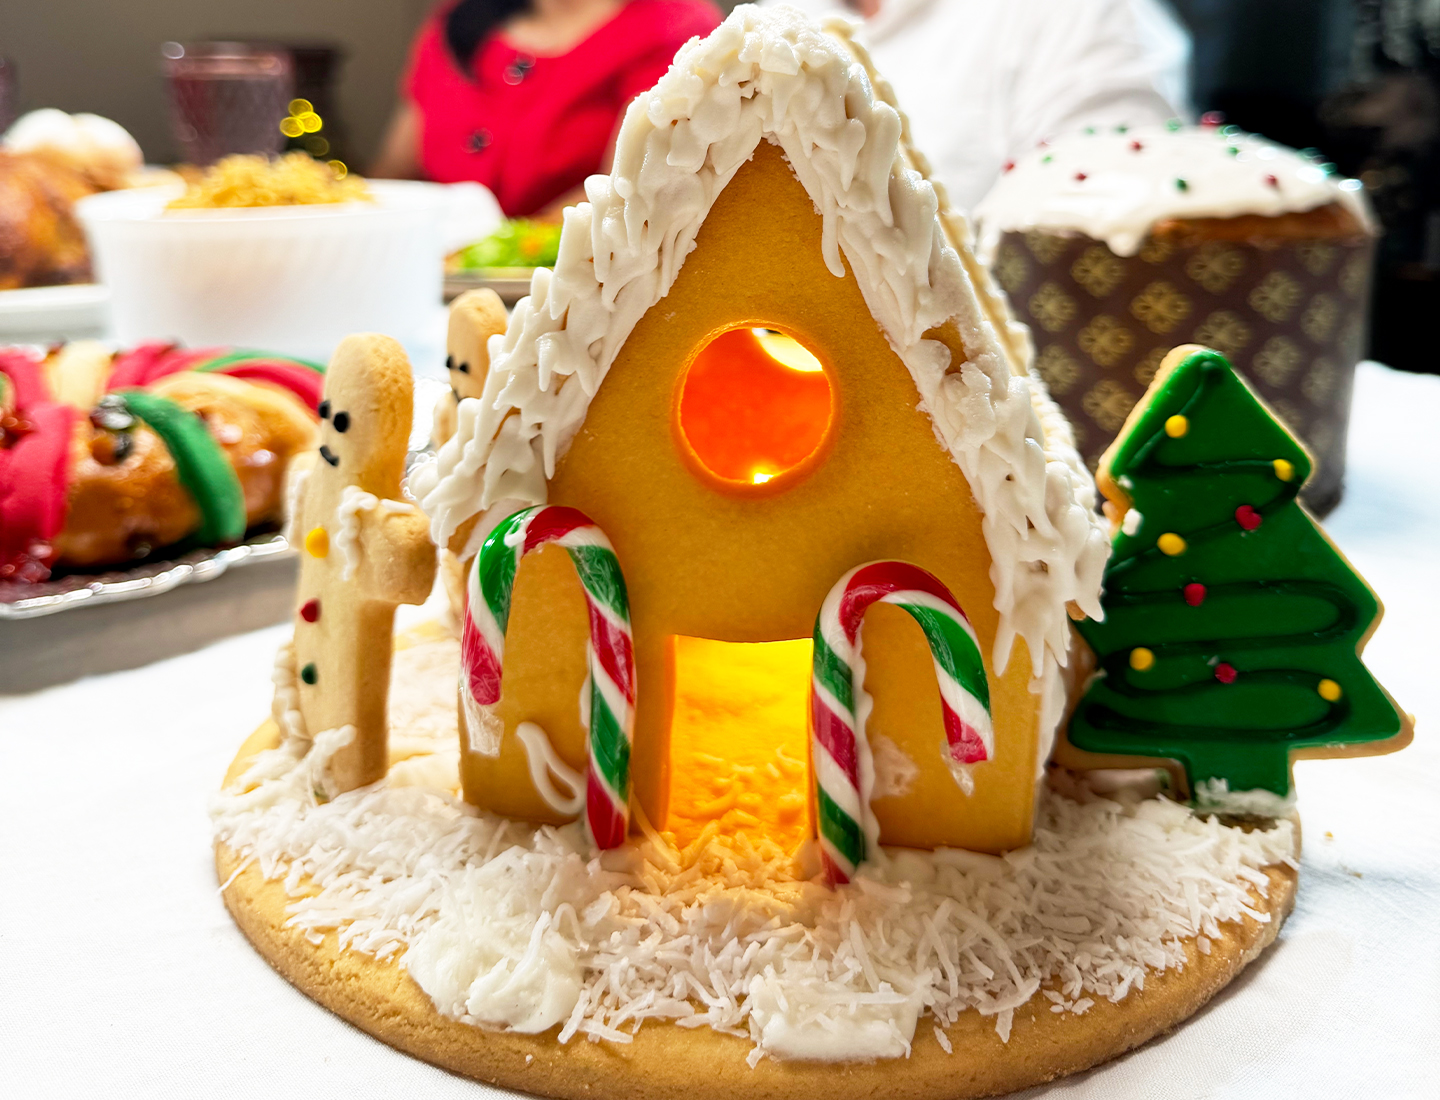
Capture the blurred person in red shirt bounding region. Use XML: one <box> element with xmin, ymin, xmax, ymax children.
<box><xmin>372</xmin><ymin>0</ymin><xmax>720</xmax><ymax>218</ymax></box>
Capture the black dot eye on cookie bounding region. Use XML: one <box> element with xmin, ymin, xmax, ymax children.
<box><xmin>332</xmin><ymin>411</ymin><xmax>350</xmax><ymax>433</ymax></box>
<box><xmin>318</xmin><ymin>400</ymin><xmax>331</xmax><ymax>420</ymax></box>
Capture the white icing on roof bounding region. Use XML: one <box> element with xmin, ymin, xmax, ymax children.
<box><xmin>212</xmin><ymin>696</ymin><xmax>1299</xmax><ymax>1062</ymax></box>
<box><xmin>415</xmin><ymin>5</ymin><xmax>1107</xmax><ymax>676</ymax></box>
<box><xmin>974</xmin><ymin>123</ymin><xmax>1374</xmax><ymax>260</ymax></box>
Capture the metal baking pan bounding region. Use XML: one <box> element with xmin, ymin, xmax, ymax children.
<box><xmin>0</xmin><ymin>532</ymin><xmax>292</xmax><ymax>620</ymax></box>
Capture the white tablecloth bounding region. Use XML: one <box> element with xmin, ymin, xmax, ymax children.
<box><xmin>3</xmin><ymin>363</ymin><xmax>1436</xmax><ymax>1098</ymax></box>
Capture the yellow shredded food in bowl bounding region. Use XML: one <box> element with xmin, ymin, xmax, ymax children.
<box><xmin>167</xmin><ymin>152</ymin><xmax>372</xmax><ymax>210</ymax></box>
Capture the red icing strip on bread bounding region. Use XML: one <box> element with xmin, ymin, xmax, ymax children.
<box><xmin>209</xmin><ymin>360</ymin><xmax>325</xmax><ymax>411</ymax></box>
<box><xmin>0</xmin><ymin>401</ymin><xmax>76</xmax><ymax>582</ymax></box>
<box><xmin>0</xmin><ymin>347</ymin><xmax>51</xmax><ymax>409</ymax></box>
<box><xmin>106</xmin><ymin>343</ymin><xmax>227</xmax><ymax>389</ymax></box>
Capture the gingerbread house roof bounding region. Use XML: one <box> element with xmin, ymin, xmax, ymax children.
<box><xmin>417</xmin><ymin>6</ymin><xmax>1107</xmax><ymax>678</ymax></box>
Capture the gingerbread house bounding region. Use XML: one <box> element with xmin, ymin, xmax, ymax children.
<box><xmin>417</xmin><ymin>11</ymin><xmax>1108</xmax><ymax>861</ymax></box>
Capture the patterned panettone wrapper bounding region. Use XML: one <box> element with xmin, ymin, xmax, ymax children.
<box><xmin>994</xmin><ymin>229</ymin><xmax>1375</xmax><ymax>515</ymax></box>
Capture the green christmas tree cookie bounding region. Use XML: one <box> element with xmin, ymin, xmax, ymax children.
<box><xmin>1069</xmin><ymin>345</ymin><xmax>1411</xmax><ymax>807</ymax></box>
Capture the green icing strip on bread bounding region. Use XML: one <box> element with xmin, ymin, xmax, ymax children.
<box><xmin>194</xmin><ymin>349</ymin><xmax>326</xmax><ymax>373</ymax></box>
<box><xmin>116</xmin><ymin>389</ymin><xmax>248</xmax><ymax>544</ymax></box>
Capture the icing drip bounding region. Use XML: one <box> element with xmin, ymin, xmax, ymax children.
<box><xmin>516</xmin><ymin>721</ymin><xmax>586</xmax><ymax>815</ymax></box>
<box><xmin>416</xmin><ymin>6</ymin><xmax>1107</xmax><ymax>678</ymax></box>
<box><xmin>283</xmin><ymin>463</ymin><xmax>310</xmax><ymax>545</ymax></box>
<box><xmin>822</xmin><ymin>16</ymin><xmax>1034</xmax><ymax>376</ymax></box>
<box><xmin>270</xmin><ymin>640</ymin><xmax>308</xmax><ymax>745</ymax></box>
<box><xmin>334</xmin><ymin>485</ymin><xmax>414</xmax><ymax>581</ymax></box>
<box><xmin>975</xmin><ymin>124</ymin><xmax>1375</xmax><ymax>261</ymax></box>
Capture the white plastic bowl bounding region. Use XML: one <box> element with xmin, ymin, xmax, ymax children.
<box><xmin>77</xmin><ymin>180</ymin><xmax>447</xmax><ymax>363</ymax></box>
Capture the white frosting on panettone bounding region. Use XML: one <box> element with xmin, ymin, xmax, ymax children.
<box><xmin>974</xmin><ymin>123</ymin><xmax>1373</xmax><ymax>261</ymax></box>
<box><xmin>414</xmin><ymin>4</ymin><xmax>1107</xmax><ymax>677</ymax></box>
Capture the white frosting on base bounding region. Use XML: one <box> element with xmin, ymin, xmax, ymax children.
<box><xmin>334</xmin><ymin>486</ymin><xmax>415</xmax><ymax>581</ymax></box>
<box><xmin>407</xmin><ymin>870</ymin><xmax>586</xmax><ymax>1034</ymax></box>
<box><xmin>214</xmin><ymin>679</ymin><xmax>1298</xmax><ymax>1062</ymax></box>
<box><xmin>975</xmin><ymin>124</ymin><xmax>1374</xmax><ymax>261</ymax></box>
<box><xmin>415</xmin><ymin>5</ymin><xmax>1107</xmax><ymax>679</ymax></box>
<box><xmin>747</xmin><ymin>972</ymin><xmax>923</xmax><ymax>1063</ymax></box>
<box><xmin>869</xmin><ymin>736</ymin><xmax>918</xmax><ymax>800</ymax></box>
<box><xmin>516</xmin><ymin>721</ymin><xmax>586</xmax><ymax>815</ymax></box>
<box><xmin>1192</xmin><ymin>777</ymin><xmax>1297</xmax><ymax>818</ymax></box>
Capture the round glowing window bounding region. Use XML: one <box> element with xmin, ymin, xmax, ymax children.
<box><xmin>676</xmin><ymin>328</ymin><xmax>834</xmax><ymax>488</ymax></box>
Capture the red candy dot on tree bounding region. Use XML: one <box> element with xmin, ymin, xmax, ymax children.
<box><xmin>1075</xmin><ymin>171</ymin><xmax>1088</xmax><ymax>181</ymax></box>
<box><xmin>1183</xmin><ymin>583</ymin><xmax>1206</xmax><ymax>607</ymax></box>
<box><xmin>1265</xmin><ymin>174</ymin><xmax>1279</xmax><ymax>188</ymax></box>
<box><xmin>1235</xmin><ymin>504</ymin><xmax>1263</xmax><ymax>531</ymax></box>
<box><xmin>1003</xmin><ymin>160</ymin><xmax>1015</xmax><ymax>173</ymax></box>
<box><xmin>1214</xmin><ymin>662</ymin><xmax>1238</xmax><ymax>684</ymax></box>
<box><xmin>300</xmin><ymin>597</ymin><xmax>320</xmax><ymax>623</ymax></box>
<box><xmin>1130</xmin><ymin>140</ymin><xmax>1144</xmax><ymax>152</ymax></box>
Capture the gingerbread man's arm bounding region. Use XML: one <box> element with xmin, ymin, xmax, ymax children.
<box><xmin>354</xmin><ymin>505</ymin><xmax>437</xmax><ymax>606</ymax></box>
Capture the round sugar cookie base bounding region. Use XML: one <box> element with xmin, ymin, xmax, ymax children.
<box><xmin>217</xmin><ymin>730</ymin><xmax>1298</xmax><ymax>1100</ymax></box>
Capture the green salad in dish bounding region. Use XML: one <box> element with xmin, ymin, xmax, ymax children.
<box><xmin>449</xmin><ymin>219</ymin><xmax>562</xmax><ymax>272</ymax></box>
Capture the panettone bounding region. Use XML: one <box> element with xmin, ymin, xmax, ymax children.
<box><xmin>975</xmin><ymin>124</ymin><xmax>1376</xmax><ymax>514</ymax></box>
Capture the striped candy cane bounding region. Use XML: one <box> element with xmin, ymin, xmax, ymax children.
<box><xmin>462</xmin><ymin>506</ymin><xmax>635</xmax><ymax>849</ymax></box>
<box><xmin>810</xmin><ymin>561</ymin><xmax>993</xmax><ymax>885</ymax></box>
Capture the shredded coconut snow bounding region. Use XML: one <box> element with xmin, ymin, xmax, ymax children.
<box><xmin>412</xmin><ymin>5</ymin><xmax>1108</xmax><ymax>680</ymax></box>
<box><xmin>214</xmin><ymin>652</ymin><xmax>1296</xmax><ymax>1063</ymax></box>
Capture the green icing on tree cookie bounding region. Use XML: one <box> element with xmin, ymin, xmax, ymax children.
<box><xmin>1071</xmin><ymin>347</ymin><xmax>1403</xmax><ymax>799</ymax></box>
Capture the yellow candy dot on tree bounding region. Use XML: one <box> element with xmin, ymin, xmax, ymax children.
<box><xmin>304</xmin><ymin>526</ymin><xmax>329</xmax><ymax>558</ymax></box>
<box><xmin>1157</xmin><ymin>532</ymin><xmax>1186</xmax><ymax>556</ymax></box>
<box><xmin>1165</xmin><ymin>414</ymin><xmax>1188</xmax><ymax>437</ymax></box>
<box><xmin>1274</xmin><ymin>458</ymin><xmax>1295</xmax><ymax>481</ymax></box>
<box><xmin>1129</xmin><ymin>647</ymin><xmax>1155</xmax><ymax>671</ymax></box>
<box><xmin>1317</xmin><ymin>678</ymin><xmax>1342</xmax><ymax>701</ymax></box>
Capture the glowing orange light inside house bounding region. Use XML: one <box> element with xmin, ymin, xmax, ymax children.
<box><xmin>677</xmin><ymin>328</ymin><xmax>833</xmax><ymax>486</ymax></box>
<box><xmin>665</xmin><ymin>635</ymin><xmax>814</xmax><ymax>850</ymax></box>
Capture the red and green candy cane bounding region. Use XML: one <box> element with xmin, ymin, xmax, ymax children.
<box><xmin>810</xmin><ymin>561</ymin><xmax>994</xmax><ymax>885</ymax></box>
<box><xmin>462</xmin><ymin>505</ymin><xmax>635</xmax><ymax>849</ymax></box>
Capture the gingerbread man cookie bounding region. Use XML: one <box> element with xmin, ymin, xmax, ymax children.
<box><xmin>290</xmin><ymin>334</ymin><xmax>437</xmax><ymax>794</ymax></box>
<box><xmin>431</xmin><ymin>288</ymin><xmax>507</xmax><ymax>449</ymax></box>
<box><xmin>432</xmin><ymin>288</ymin><xmax>508</xmax><ymax>620</ymax></box>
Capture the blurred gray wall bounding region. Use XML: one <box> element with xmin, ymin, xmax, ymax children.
<box><xmin>0</xmin><ymin>0</ymin><xmax>437</xmax><ymax>165</ymax></box>
<box><xmin>2</xmin><ymin>0</ymin><xmax>751</xmax><ymax>166</ymax></box>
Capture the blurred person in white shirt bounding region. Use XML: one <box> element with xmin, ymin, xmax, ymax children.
<box><xmin>771</xmin><ymin>0</ymin><xmax>1191</xmax><ymax>211</ymax></box>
